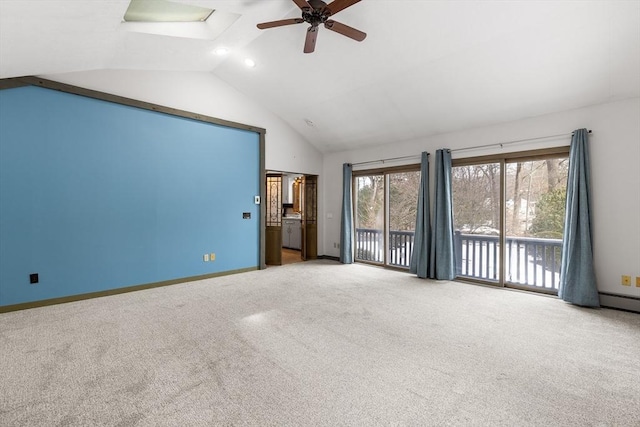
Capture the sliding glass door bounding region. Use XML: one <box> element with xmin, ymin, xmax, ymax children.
<box><xmin>354</xmin><ymin>167</ymin><xmax>420</xmax><ymax>268</ymax></box>
<box><xmin>452</xmin><ymin>149</ymin><xmax>569</xmax><ymax>294</ymax></box>
<box><xmin>354</xmin><ymin>174</ymin><xmax>385</xmax><ymax>263</ymax></box>
<box><xmin>504</xmin><ymin>157</ymin><xmax>568</xmax><ymax>291</ymax></box>
<box><xmin>388</xmin><ymin>171</ymin><xmax>421</xmax><ymax>267</ymax></box>
<box><xmin>452</xmin><ymin>162</ymin><xmax>502</xmax><ymax>283</ymax></box>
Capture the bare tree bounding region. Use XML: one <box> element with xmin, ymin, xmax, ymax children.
<box><xmin>355</xmin><ymin>175</ymin><xmax>384</xmax><ymax>229</ymax></box>
<box><xmin>389</xmin><ymin>171</ymin><xmax>420</xmax><ymax>231</ymax></box>
<box><xmin>511</xmin><ymin>162</ymin><xmax>523</xmax><ymax>234</ymax></box>
<box><xmin>546</xmin><ymin>160</ymin><xmax>559</xmax><ymax>191</ymax></box>
<box><xmin>452</xmin><ymin>165</ymin><xmax>497</xmax><ymax>232</ymax></box>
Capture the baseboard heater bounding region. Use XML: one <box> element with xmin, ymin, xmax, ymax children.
<box><xmin>599</xmin><ymin>292</ymin><xmax>640</xmax><ymax>313</ymax></box>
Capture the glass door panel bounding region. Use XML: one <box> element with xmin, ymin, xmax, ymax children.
<box><xmin>301</xmin><ymin>175</ymin><xmax>318</xmax><ymax>260</ymax></box>
<box><xmin>388</xmin><ymin>171</ymin><xmax>420</xmax><ymax>268</ymax></box>
<box><xmin>265</xmin><ymin>174</ymin><xmax>282</xmax><ymax>265</ymax></box>
<box><xmin>452</xmin><ymin>163</ymin><xmax>501</xmax><ymax>283</ymax></box>
<box><xmin>505</xmin><ymin>158</ymin><xmax>568</xmax><ymax>291</ymax></box>
<box><xmin>354</xmin><ymin>175</ymin><xmax>385</xmax><ymax>264</ymax></box>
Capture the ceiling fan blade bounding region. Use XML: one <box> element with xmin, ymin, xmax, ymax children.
<box><xmin>257</xmin><ymin>18</ymin><xmax>304</xmax><ymax>30</ymax></box>
<box><xmin>292</xmin><ymin>0</ymin><xmax>313</xmax><ymax>11</ymax></box>
<box><xmin>325</xmin><ymin>0</ymin><xmax>362</xmax><ymax>16</ymax></box>
<box><xmin>324</xmin><ymin>20</ymin><xmax>366</xmax><ymax>41</ymax></box>
<box><xmin>304</xmin><ymin>26</ymin><xmax>318</xmax><ymax>53</ymax></box>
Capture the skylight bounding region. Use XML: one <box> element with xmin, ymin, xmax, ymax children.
<box><xmin>124</xmin><ymin>0</ymin><xmax>214</xmax><ymax>23</ymax></box>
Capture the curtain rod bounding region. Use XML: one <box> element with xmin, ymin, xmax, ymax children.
<box><xmin>350</xmin><ymin>129</ymin><xmax>592</xmax><ymax>166</ymax></box>
<box><xmin>450</xmin><ymin>129</ymin><xmax>592</xmax><ymax>153</ymax></box>
<box><xmin>351</xmin><ymin>153</ymin><xmax>426</xmax><ymax>167</ymax></box>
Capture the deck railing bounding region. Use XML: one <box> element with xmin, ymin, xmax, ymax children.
<box><xmin>354</xmin><ymin>228</ymin><xmax>563</xmax><ymax>290</ymax></box>
<box><xmin>389</xmin><ymin>230</ymin><xmax>415</xmax><ymax>267</ymax></box>
<box><xmin>355</xmin><ymin>228</ymin><xmax>415</xmax><ymax>267</ymax></box>
<box><xmin>355</xmin><ymin>227</ymin><xmax>384</xmax><ymax>263</ymax></box>
<box><xmin>455</xmin><ymin>231</ymin><xmax>562</xmax><ymax>290</ymax></box>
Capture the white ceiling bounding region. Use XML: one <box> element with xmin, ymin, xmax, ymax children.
<box><xmin>1</xmin><ymin>0</ymin><xmax>639</xmax><ymax>153</ymax></box>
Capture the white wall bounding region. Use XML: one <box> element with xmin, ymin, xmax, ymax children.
<box><xmin>323</xmin><ymin>97</ymin><xmax>640</xmax><ymax>299</ymax></box>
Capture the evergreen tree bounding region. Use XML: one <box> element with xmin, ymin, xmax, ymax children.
<box><xmin>531</xmin><ymin>188</ymin><xmax>566</xmax><ymax>239</ymax></box>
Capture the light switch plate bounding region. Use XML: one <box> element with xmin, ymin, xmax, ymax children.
<box><xmin>254</xmin><ymin>196</ymin><xmax>260</xmax><ymax>204</ymax></box>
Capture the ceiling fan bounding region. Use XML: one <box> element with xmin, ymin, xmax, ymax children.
<box><xmin>256</xmin><ymin>0</ymin><xmax>366</xmax><ymax>54</ymax></box>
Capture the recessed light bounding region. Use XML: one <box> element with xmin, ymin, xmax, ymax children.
<box><xmin>244</xmin><ymin>58</ymin><xmax>256</xmax><ymax>68</ymax></box>
<box><xmin>214</xmin><ymin>47</ymin><xmax>229</xmax><ymax>55</ymax></box>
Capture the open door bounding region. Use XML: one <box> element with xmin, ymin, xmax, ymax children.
<box><xmin>301</xmin><ymin>175</ymin><xmax>318</xmax><ymax>260</ymax></box>
<box><xmin>265</xmin><ymin>173</ymin><xmax>282</xmax><ymax>265</ymax></box>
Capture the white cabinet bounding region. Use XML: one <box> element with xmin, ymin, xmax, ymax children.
<box><xmin>282</xmin><ymin>219</ymin><xmax>301</xmax><ymax>250</ymax></box>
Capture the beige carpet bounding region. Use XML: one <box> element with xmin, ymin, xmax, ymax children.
<box><xmin>1</xmin><ymin>260</ymin><xmax>639</xmax><ymax>426</ymax></box>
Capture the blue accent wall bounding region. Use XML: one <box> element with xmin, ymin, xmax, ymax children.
<box><xmin>0</xmin><ymin>85</ymin><xmax>260</xmax><ymax>307</ymax></box>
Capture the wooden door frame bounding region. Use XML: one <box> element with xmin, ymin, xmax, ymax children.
<box><xmin>301</xmin><ymin>174</ymin><xmax>318</xmax><ymax>260</ymax></box>
<box><xmin>263</xmin><ymin>171</ymin><xmax>318</xmax><ymax>265</ymax></box>
<box><xmin>264</xmin><ymin>173</ymin><xmax>283</xmax><ymax>266</ymax></box>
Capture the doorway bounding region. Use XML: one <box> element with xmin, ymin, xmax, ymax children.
<box><xmin>264</xmin><ymin>171</ymin><xmax>318</xmax><ymax>266</ymax></box>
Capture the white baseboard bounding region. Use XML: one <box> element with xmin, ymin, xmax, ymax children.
<box><xmin>599</xmin><ymin>293</ymin><xmax>640</xmax><ymax>313</ymax></box>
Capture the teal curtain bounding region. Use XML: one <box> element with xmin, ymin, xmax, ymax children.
<box><xmin>559</xmin><ymin>129</ymin><xmax>599</xmax><ymax>307</ymax></box>
<box><xmin>340</xmin><ymin>163</ymin><xmax>354</xmax><ymax>263</ymax></box>
<box><xmin>429</xmin><ymin>149</ymin><xmax>456</xmax><ymax>280</ymax></box>
<box><xmin>410</xmin><ymin>152</ymin><xmax>431</xmax><ymax>278</ymax></box>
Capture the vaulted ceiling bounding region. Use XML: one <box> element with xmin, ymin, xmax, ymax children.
<box><xmin>1</xmin><ymin>1</ymin><xmax>639</xmax><ymax>153</ymax></box>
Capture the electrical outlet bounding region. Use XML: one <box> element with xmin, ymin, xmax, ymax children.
<box><xmin>621</xmin><ymin>275</ymin><xmax>631</xmax><ymax>286</ymax></box>
<box><xmin>29</xmin><ymin>273</ymin><xmax>39</xmax><ymax>284</ymax></box>
<box><xmin>210</xmin><ymin>253</ymin><xmax>215</xmax><ymax>261</ymax></box>
<box><xmin>203</xmin><ymin>254</ymin><xmax>210</xmax><ymax>262</ymax></box>
<box><xmin>636</xmin><ymin>276</ymin><xmax>640</xmax><ymax>287</ymax></box>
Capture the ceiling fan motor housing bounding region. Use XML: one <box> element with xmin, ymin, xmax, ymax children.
<box><xmin>303</xmin><ymin>0</ymin><xmax>331</xmax><ymax>27</ymax></box>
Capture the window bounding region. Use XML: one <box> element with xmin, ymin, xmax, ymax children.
<box><xmin>353</xmin><ymin>166</ymin><xmax>420</xmax><ymax>268</ymax></box>
<box><xmin>452</xmin><ymin>148</ymin><xmax>569</xmax><ymax>294</ymax></box>
<box><xmin>124</xmin><ymin>0</ymin><xmax>214</xmax><ymax>23</ymax></box>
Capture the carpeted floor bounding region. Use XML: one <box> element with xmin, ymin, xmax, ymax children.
<box><xmin>1</xmin><ymin>260</ymin><xmax>639</xmax><ymax>426</ymax></box>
